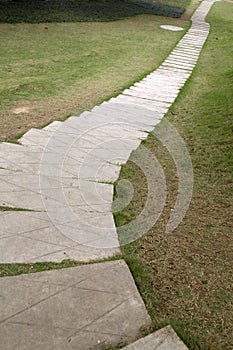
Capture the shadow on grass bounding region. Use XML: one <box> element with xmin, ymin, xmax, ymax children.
<box><xmin>0</xmin><ymin>0</ymin><xmax>185</xmax><ymax>23</ymax></box>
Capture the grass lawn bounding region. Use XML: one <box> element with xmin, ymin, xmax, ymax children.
<box><xmin>0</xmin><ymin>1</ymin><xmax>232</xmax><ymax>350</ymax></box>
<box><xmin>114</xmin><ymin>2</ymin><xmax>233</xmax><ymax>350</ymax></box>
<box><xmin>0</xmin><ymin>15</ymin><xmax>189</xmax><ymax>142</ymax></box>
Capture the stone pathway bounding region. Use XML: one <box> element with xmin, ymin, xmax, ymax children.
<box><xmin>0</xmin><ymin>260</ymin><xmax>151</xmax><ymax>350</ymax></box>
<box><xmin>0</xmin><ymin>0</ymin><xmax>219</xmax><ymax>349</ymax></box>
<box><xmin>0</xmin><ymin>0</ymin><xmax>218</xmax><ymax>263</ymax></box>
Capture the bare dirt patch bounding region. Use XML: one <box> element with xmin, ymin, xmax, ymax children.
<box><xmin>12</xmin><ymin>106</ymin><xmax>31</xmax><ymax>114</ymax></box>
<box><xmin>180</xmin><ymin>8</ymin><xmax>193</xmax><ymax>20</ymax></box>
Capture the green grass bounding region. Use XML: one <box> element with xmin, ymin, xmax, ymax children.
<box><xmin>114</xmin><ymin>2</ymin><xmax>233</xmax><ymax>350</ymax></box>
<box><xmin>0</xmin><ymin>0</ymin><xmax>188</xmax><ymax>23</ymax></box>
<box><xmin>0</xmin><ymin>15</ymin><xmax>189</xmax><ymax>142</ymax></box>
<box><xmin>1</xmin><ymin>0</ymin><xmax>231</xmax><ymax>349</ymax></box>
<box><xmin>0</xmin><ymin>254</ymin><xmax>123</xmax><ymax>277</ymax></box>
<box><xmin>0</xmin><ymin>205</ymin><xmax>36</xmax><ymax>211</ymax></box>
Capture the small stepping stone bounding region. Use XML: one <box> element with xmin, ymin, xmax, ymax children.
<box><xmin>160</xmin><ymin>25</ymin><xmax>184</xmax><ymax>31</ymax></box>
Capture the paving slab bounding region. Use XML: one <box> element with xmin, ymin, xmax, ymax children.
<box><xmin>165</xmin><ymin>59</ymin><xmax>195</xmax><ymax>67</ymax></box>
<box><xmin>131</xmin><ymin>80</ymin><xmax>180</xmax><ymax>89</ymax></box>
<box><xmin>0</xmin><ymin>260</ymin><xmax>151</xmax><ymax>350</ymax></box>
<box><xmin>128</xmin><ymin>86</ymin><xmax>180</xmax><ymax>98</ymax></box>
<box><xmin>167</xmin><ymin>54</ymin><xmax>197</xmax><ymax>62</ymax></box>
<box><xmin>160</xmin><ymin>25</ymin><xmax>184</xmax><ymax>31</ymax></box>
<box><xmin>92</xmin><ymin>102</ymin><xmax>163</xmax><ymax>126</ymax></box>
<box><xmin>113</xmin><ymin>94</ymin><xmax>170</xmax><ymax>110</ymax></box>
<box><xmin>122</xmin><ymin>326</ymin><xmax>189</xmax><ymax>350</ymax></box>
<box><xmin>0</xmin><ymin>211</ymin><xmax>119</xmax><ymax>263</ymax></box>
<box><xmin>123</xmin><ymin>88</ymin><xmax>176</xmax><ymax>104</ymax></box>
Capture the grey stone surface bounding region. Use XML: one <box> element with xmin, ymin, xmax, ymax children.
<box><xmin>160</xmin><ymin>25</ymin><xmax>184</xmax><ymax>31</ymax></box>
<box><xmin>165</xmin><ymin>60</ymin><xmax>195</xmax><ymax>68</ymax></box>
<box><xmin>172</xmin><ymin>49</ymin><xmax>199</xmax><ymax>56</ymax></box>
<box><xmin>0</xmin><ymin>0</ymin><xmax>217</xmax><ymax>263</ymax></box>
<box><xmin>161</xmin><ymin>63</ymin><xmax>193</xmax><ymax>72</ymax></box>
<box><xmin>0</xmin><ymin>211</ymin><xmax>119</xmax><ymax>263</ymax></box>
<box><xmin>122</xmin><ymin>326</ymin><xmax>189</xmax><ymax>350</ymax></box>
<box><xmin>128</xmin><ymin>86</ymin><xmax>180</xmax><ymax>99</ymax></box>
<box><xmin>167</xmin><ymin>54</ymin><xmax>197</xmax><ymax>63</ymax></box>
<box><xmin>111</xmin><ymin>95</ymin><xmax>169</xmax><ymax>113</ymax></box>
<box><xmin>123</xmin><ymin>88</ymin><xmax>176</xmax><ymax>103</ymax></box>
<box><xmin>19</xmin><ymin>128</ymin><xmax>52</xmax><ymax>148</ymax></box>
<box><xmin>0</xmin><ymin>260</ymin><xmax>151</xmax><ymax>350</ymax></box>
<box><xmin>159</xmin><ymin>67</ymin><xmax>192</xmax><ymax>75</ymax></box>
<box><xmin>94</xmin><ymin>101</ymin><xmax>163</xmax><ymax>126</ymax></box>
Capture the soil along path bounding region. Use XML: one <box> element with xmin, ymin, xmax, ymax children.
<box><xmin>0</xmin><ymin>1</ymin><xmax>220</xmax><ymax>349</ymax></box>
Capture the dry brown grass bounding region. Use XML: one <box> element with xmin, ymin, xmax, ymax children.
<box><xmin>117</xmin><ymin>2</ymin><xmax>233</xmax><ymax>349</ymax></box>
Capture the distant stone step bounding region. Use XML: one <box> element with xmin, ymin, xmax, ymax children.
<box><xmin>122</xmin><ymin>325</ymin><xmax>189</xmax><ymax>350</ymax></box>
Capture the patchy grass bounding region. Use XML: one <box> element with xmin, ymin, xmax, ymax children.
<box><xmin>0</xmin><ymin>0</ymin><xmax>188</xmax><ymax>24</ymax></box>
<box><xmin>0</xmin><ymin>15</ymin><xmax>189</xmax><ymax>142</ymax></box>
<box><xmin>0</xmin><ymin>205</ymin><xmax>36</xmax><ymax>211</ymax></box>
<box><xmin>0</xmin><ymin>254</ymin><xmax>123</xmax><ymax>277</ymax></box>
<box><xmin>115</xmin><ymin>2</ymin><xmax>233</xmax><ymax>350</ymax></box>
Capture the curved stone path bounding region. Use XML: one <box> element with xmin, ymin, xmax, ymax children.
<box><xmin>0</xmin><ymin>1</ymin><xmax>219</xmax><ymax>349</ymax></box>
<box><xmin>0</xmin><ymin>0</ymin><xmax>219</xmax><ymax>264</ymax></box>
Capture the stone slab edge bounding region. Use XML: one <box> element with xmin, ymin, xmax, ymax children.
<box><xmin>122</xmin><ymin>325</ymin><xmax>189</xmax><ymax>350</ymax></box>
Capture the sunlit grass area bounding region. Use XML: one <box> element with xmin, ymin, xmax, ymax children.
<box><xmin>0</xmin><ymin>15</ymin><xmax>189</xmax><ymax>141</ymax></box>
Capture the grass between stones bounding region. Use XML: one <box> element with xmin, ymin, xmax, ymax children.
<box><xmin>0</xmin><ymin>206</ymin><xmax>36</xmax><ymax>211</ymax></box>
<box><xmin>115</xmin><ymin>2</ymin><xmax>233</xmax><ymax>350</ymax></box>
<box><xmin>0</xmin><ymin>15</ymin><xmax>189</xmax><ymax>142</ymax></box>
<box><xmin>0</xmin><ymin>255</ymin><xmax>123</xmax><ymax>277</ymax></box>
